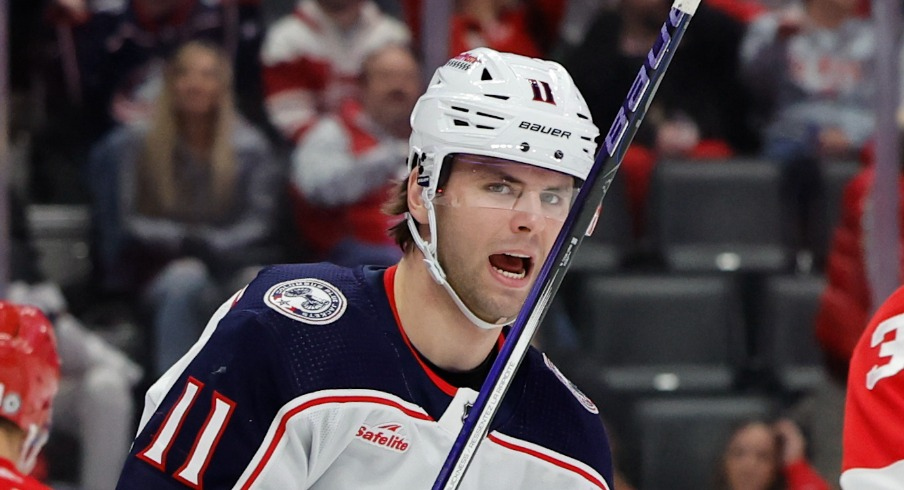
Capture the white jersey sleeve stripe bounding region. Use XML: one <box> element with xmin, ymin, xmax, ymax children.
<box><xmin>841</xmin><ymin>459</ymin><xmax>904</xmax><ymax>489</ymax></box>
<box><xmin>488</xmin><ymin>432</ymin><xmax>610</xmax><ymax>490</ymax></box>
<box><xmin>236</xmin><ymin>389</ymin><xmax>432</xmax><ymax>489</ymax></box>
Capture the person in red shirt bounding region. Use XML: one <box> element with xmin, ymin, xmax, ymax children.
<box><xmin>401</xmin><ymin>0</ymin><xmax>564</xmax><ymax>58</ymax></box>
<box><xmin>815</xmin><ymin>146</ymin><xmax>904</xmax><ymax>383</ymax></box>
<box><xmin>0</xmin><ymin>302</ymin><xmax>61</xmax><ymax>490</ymax></box>
<box><xmin>289</xmin><ymin>43</ymin><xmax>422</xmax><ymax>266</ymax></box>
<box><xmin>841</xmin><ymin>285</ymin><xmax>904</xmax><ymax>488</ymax></box>
<box><xmin>260</xmin><ymin>0</ymin><xmax>410</xmax><ymax>144</ymax></box>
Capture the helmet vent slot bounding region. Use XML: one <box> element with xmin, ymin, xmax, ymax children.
<box><xmin>476</xmin><ymin>111</ymin><xmax>504</xmax><ymax>120</ymax></box>
<box><xmin>453</xmin><ymin>119</ymin><xmax>470</xmax><ymax>126</ymax></box>
<box><xmin>481</xmin><ymin>68</ymin><xmax>494</xmax><ymax>81</ymax></box>
<box><xmin>577</xmin><ymin>113</ymin><xmax>590</xmax><ymax>120</ymax></box>
<box><xmin>486</xmin><ymin>94</ymin><xmax>510</xmax><ymax>100</ymax></box>
<box><xmin>475</xmin><ymin>124</ymin><xmax>495</xmax><ymax>130</ymax></box>
<box><xmin>451</xmin><ymin>106</ymin><xmax>469</xmax><ymax>113</ymax></box>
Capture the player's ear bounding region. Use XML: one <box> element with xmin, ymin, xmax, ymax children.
<box><xmin>407</xmin><ymin>169</ymin><xmax>428</xmax><ymax>224</ymax></box>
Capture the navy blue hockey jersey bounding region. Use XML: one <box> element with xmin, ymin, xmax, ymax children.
<box><xmin>116</xmin><ymin>263</ymin><xmax>612</xmax><ymax>489</ymax></box>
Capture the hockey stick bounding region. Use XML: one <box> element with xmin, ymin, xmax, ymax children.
<box><xmin>432</xmin><ymin>1</ymin><xmax>701</xmax><ymax>488</ymax></box>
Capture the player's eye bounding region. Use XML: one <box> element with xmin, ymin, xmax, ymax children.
<box><xmin>486</xmin><ymin>182</ymin><xmax>515</xmax><ymax>196</ymax></box>
<box><xmin>540</xmin><ymin>191</ymin><xmax>565</xmax><ymax>206</ymax></box>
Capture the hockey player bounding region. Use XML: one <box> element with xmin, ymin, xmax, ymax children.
<box><xmin>117</xmin><ymin>47</ymin><xmax>613</xmax><ymax>489</ymax></box>
<box><xmin>0</xmin><ymin>302</ymin><xmax>61</xmax><ymax>490</ymax></box>
<box><xmin>840</xmin><ymin>285</ymin><xmax>904</xmax><ymax>489</ymax></box>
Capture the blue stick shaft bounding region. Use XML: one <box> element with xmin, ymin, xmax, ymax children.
<box><xmin>432</xmin><ymin>2</ymin><xmax>700</xmax><ymax>488</ymax></box>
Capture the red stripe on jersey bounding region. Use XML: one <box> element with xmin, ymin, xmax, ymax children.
<box><xmin>384</xmin><ymin>265</ymin><xmax>456</xmax><ymax>396</ymax></box>
<box><xmin>242</xmin><ymin>393</ymin><xmax>433</xmax><ymax>488</ymax></box>
<box><xmin>337</xmin><ymin>100</ymin><xmax>379</xmax><ymax>155</ymax></box>
<box><xmin>289</xmin><ymin>120</ymin><xmax>317</xmax><ymax>144</ymax></box>
<box><xmin>262</xmin><ymin>57</ymin><xmax>331</xmax><ymax>99</ymax></box>
<box><xmin>293</xmin><ymin>7</ymin><xmax>322</xmax><ymax>33</ymax></box>
<box><xmin>487</xmin><ymin>433</ymin><xmax>610</xmax><ymax>490</ymax></box>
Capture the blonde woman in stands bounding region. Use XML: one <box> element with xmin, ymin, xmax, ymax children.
<box><xmin>88</xmin><ymin>40</ymin><xmax>282</xmax><ymax>378</ymax></box>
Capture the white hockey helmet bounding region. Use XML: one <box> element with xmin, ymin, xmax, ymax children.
<box><xmin>408</xmin><ymin>47</ymin><xmax>598</xmax><ymax>191</ymax></box>
<box><xmin>405</xmin><ymin>48</ymin><xmax>599</xmax><ymax>329</ymax></box>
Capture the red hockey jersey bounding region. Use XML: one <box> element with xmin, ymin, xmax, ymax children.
<box><xmin>0</xmin><ymin>458</ymin><xmax>51</xmax><ymax>490</ymax></box>
<box><xmin>841</xmin><ymin>285</ymin><xmax>904</xmax><ymax>488</ymax></box>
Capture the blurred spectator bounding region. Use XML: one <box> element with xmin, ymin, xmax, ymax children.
<box><xmin>259</xmin><ymin>0</ymin><xmax>410</xmax><ymax>145</ymax></box>
<box><xmin>0</xmin><ymin>302</ymin><xmax>60</xmax><ymax>490</ymax></box>
<box><xmin>563</xmin><ymin>0</ymin><xmax>755</xmax><ymax>233</ymax></box>
<box><xmin>554</xmin><ymin>0</ymin><xmax>604</xmax><ymax>56</ymax></box>
<box><xmin>740</xmin><ymin>0</ymin><xmax>876</xmax><ymax>255</ymax></box>
<box><xmin>706</xmin><ymin>0</ymin><xmax>869</xmax><ymax>24</ymax></box>
<box><xmin>715</xmin><ymin>418</ymin><xmax>830</xmax><ymax>490</ymax></box>
<box><xmin>29</xmin><ymin>0</ymin><xmax>265</xmax><ymax>205</ymax></box>
<box><xmin>401</xmin><ymin>0</ymin><xmax>565</xmax><ymax>58</ymax></box>
<box><xmin>706</xmin><ymin>0</ymin><xmax>770</xmax><ymax>23</ymax></box>
<box><xmin>815</xmin><ymin>156</ymin><xmax>903</xmax><ymax>384</ymax></box>
<box><xmin>741</xmin><ymin>0</ymin><xmax>875</xmax><ymax>163</ymax></box>
<box><xmin>87</xmin><ymin>41</ymin><xmax>283</xmax><ymax>376</ymax></box>
<box><xmin>6</xmin><ymin>187</ymin><xmax>143</xmax><ymax>490</ymax></box>
<box><xmin>71</xmin><ymin>0</ymin><xmax>264</xmax><ymax>131</ymax></box>
<box><xmin>289</xmin><ymin>43</ymin><xmax>419</xmax><ymax>266</ymax></box>
<box><xmin>795</xmin><ymin>139</ymin><xmax>900</xmax><ymax>489</ymax></box>
<box><xmin>449</xmin><ymin>0</ymin><xmax>560</xmax><ymax>58</ymax></box>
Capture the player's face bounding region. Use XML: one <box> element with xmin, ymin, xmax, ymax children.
<box><xmin>171</xmin><ymin>47</ymin><xmax>226</xmax><ymax>119</ymax></box>
<box><xmin>432</xmin><ymin>155</ymin><xmax>577</xmax><ymax>323</ymax></box>
<box><xmin>723</xmin><ymin>423</ymin><xmax>779</xmax><ymax>490</ymax></box>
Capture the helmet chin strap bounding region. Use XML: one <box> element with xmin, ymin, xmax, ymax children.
<box><xmin>18</xmin><ymin>423</ymin><xmax>47</xmax><ymax>474</ymax></box>
<box><xmin>406</xmin><ymin>192</ymin><xmax>513</xmax><ymax>331</ymax></box>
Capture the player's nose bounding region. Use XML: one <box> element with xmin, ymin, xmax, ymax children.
<box><xmin>509</xmin><ymin>195</ymin><xmax>546</xmax><ymax>233</ymax></box>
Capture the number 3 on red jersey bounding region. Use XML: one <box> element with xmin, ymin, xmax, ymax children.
<box><xmin>866</xmin><ymin>314</ymin><xmax>904</xmax><ymax>390</ymax></box>
<box><xmin>137</xmin><ymin>377</ymin><xmax>236</xmax><ymax>488</ymax></box>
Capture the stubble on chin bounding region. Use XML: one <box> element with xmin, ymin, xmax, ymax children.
<box><xmin>447</xmin><ymin>267</ymin><xmax>528</xmax><ymax>323</ymax></box>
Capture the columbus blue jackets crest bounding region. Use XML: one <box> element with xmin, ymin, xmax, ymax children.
<box><xmin>265</xmin><ymin>278</ymin><xmax>347</xmax><ymax>325</ymax></box>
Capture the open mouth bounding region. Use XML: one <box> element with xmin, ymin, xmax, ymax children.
<box><xmin>489</xmin><ymin>253</ymin><xmax>532</xmax><ymax>280</ymax></box>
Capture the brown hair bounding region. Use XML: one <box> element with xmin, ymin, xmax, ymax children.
<box><xmin>384</xmin><ymin>174</ymin><xmax>417</xmax><ymax>253</ymax></box>
<box><xmin>136</xmin><ymin>40</ymin><xmax>237</xmax><ymax>219</ymax></box>
<box><xmin>383</xmin><ymin>155</ymin><xmax>457</xmax><ymax>252</ymax></box>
